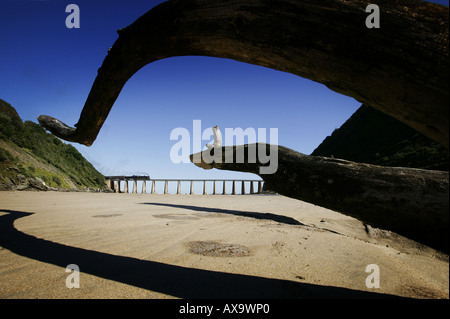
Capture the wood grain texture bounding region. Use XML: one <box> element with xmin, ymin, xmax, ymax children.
<box><xmin>191</xmin><ymin>144</ymin><xmax>449</xmax><ymax>253</ymax></box>
<box><xmin>38</xmin><ymin>0</ymin><xmax>448</xmax><ymax>147</ymax></box>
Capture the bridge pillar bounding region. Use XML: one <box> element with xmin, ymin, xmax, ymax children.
<box><xmin>164</xmin><ymin>180</ymin><xmax>168</xmax><ymax>194</ymax></box>
<box><xmin>142</xmin><ymin>181</ymin><xmax>146</xmax><ymax>194</ymax></box>
<box><xmin>232</xmin><ymin>181</ymin><xmax>236</xmax><ymax>195</ymax></box>
<box><xmin>177</xmin><ymin>180</ymin><xmax>181</xmax><ymax>194</ymax></box>
<box><xmin>203</xmin><ymin>180</ymin><xmax>207</xmax><ymax>195</ymax></box>
<box><xmin>223</xmin><ymin>180</ymin><xmax>226</xmax><ymax>195</ymax></box>
<box><xmin>124</xmin><ymin>180</ymin><xmax>128</xmax><ymax>193</ymax></box>
<box><xmin>133</xmin><ymin>180</ymin><xmax>137</xmax><ymax>194</ymax></box>
<box><xmin>242</xmin><ymin>181</ymin><xmax>245</xmax><ymax>195</ymax></box>
<box><xmin>213</xmin><ymin>181</ymin><xmax>217</xmax><ymax>195</ymax></box>
<box><xmin>250</xmin><ymin>181</ymin><xmax>254</xmax><ymax>194</ymax></box>
<box><xmin>152</xmin><ymin>180</ymin><xmax>155</xmax><ymax>194</ymax></box>
<box><xmin>190</xmin><ymin>181</ymin><xmax>194</xmax><ymax>195</ymax></box>
<box><xmin>258</xmin><ymin>181</ymin><xmax>262</xmax><ymax>194</ymax></box>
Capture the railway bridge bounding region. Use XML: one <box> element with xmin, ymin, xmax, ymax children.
<box><xmin>104</xmin><ymin>176</ymin><xmax>264</xmax><ymax>195</ymax></box>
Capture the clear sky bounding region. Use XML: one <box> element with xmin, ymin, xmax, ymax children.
<box><xmin>1</xmin><ymin>0</ymin><xmax>448</xmax><ymax>185</ymax></box>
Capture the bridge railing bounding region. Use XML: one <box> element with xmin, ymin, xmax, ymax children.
<box><xmin>105</xmin><ymin>178</ymin><xmax>264</xmax><ymax>195</ymax></box>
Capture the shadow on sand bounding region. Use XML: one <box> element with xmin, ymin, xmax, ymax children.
<box><xmin>0</xmin><ymin>209</ymin><xmax>406</xmax><ymax>299</ymax></box>
<box><xmin>141</xmin><ymin>202</ymin><xmax>304</xmax><ymax>226</ymax></box>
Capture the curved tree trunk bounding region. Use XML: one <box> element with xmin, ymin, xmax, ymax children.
<box><xmin>38</xmin><ymin>0</ymin><xmax>449</xmax><ymax>147</ymax></box>
<box><xmin>36</xmin><ymin>0</ymin><xmax>449</xmax><ymax>252</ymax></box>
<box><xmin>190</xmin><ymin>144</ymin><xmax>449</xmax><ymax>253</ymax></box>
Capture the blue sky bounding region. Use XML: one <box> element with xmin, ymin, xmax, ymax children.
<box><xmin>1</xmin><ymin>0</ymin><xmax>448</xmax><ymax>185</ymax></box>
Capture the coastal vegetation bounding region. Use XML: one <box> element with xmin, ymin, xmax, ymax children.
<box><xmin>0</xmin><ymin>99</ymin><xmax>105</xmax><ymax>190</ymax></box>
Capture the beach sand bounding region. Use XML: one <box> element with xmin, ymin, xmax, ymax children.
<box><xmin>0</xmin><ymin>191</ymin><xmax>448</xmax><ymax>299</ymax></box>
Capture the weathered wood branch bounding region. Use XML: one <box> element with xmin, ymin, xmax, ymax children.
<box><xmin>38</xmin><ymin>0</ymin><xmax>449</xmax><ymax>147</ymax></box>
<box><xmin>190</xmin><ymin>144</ymin><xmax>449</xmax><ymax>253</ymax></box>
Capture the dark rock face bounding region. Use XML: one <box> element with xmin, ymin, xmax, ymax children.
<box><xmin>38</xmin><ymin>0</ymin><xmax>448</xmax><ymax>148</ymax></box>
<box><xmin>28</xmin><ymin>177</ymin><xmax>50</xmax><ymax>191</ymax></box>
<box><xmin>312</xmin><ymin>105</ymin><xmax>449</xmax><ymax>171</ymax></box>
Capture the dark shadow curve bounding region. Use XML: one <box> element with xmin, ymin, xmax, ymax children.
<box><xmin>141</xmin><ymin>202</ymin><xmax>304</xmax><ymax>226</ymax></box>
<box><xmin>0</xmin><ymin>209</ymin><xmax>407</xmax><ymax>299</ymax></box>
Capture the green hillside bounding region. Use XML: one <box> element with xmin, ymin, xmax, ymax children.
<box><xmin>0</xmin><ymin>98</ymin><xmax>105</xmax><ymax>191</ymax></box>
<box><xmin>311</xmin><ymin>105</ymin><xmax>448</xmax><ymax>171</ymax></box>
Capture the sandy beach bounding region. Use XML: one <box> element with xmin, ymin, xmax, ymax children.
<box><xmin>0</xmin><ymin>191</ymin><xmax>448</xmax><ymax>299</ymax></box>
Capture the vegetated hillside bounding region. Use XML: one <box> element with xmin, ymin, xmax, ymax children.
<box><xmin>311</xmin><ymin>104</ymin><xmax>448</xmax><ymax>171</ymax></box>
<box><xmin>0</xmin><ymin>98</ymin><xmax>106</xmax><ymax>191</ymax></box>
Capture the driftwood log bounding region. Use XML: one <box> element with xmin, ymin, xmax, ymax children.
<box><xmin>38</xmin><ymin>0</ymin><xmax>449</xmax><ymax>148</ymax></box>
<box><xmin>36</xmin><ymin>1</ymin><xmax>449</xmax><ymax>252</ymax></box>
<box><xmin>191</xmin><ymin>144</ymin><xmax>449</xmax><ymax>253</ymax></box>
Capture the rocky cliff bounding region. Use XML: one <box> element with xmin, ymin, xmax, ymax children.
<box><xmin>311</xmin><ymin>105</ymin><xmax>448</xmax><ymax>171</ymax></box>
<box><xmin>0</xmin><ymin>99</ymin><xmax>106</xmax><ymax>191</ymax></box>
